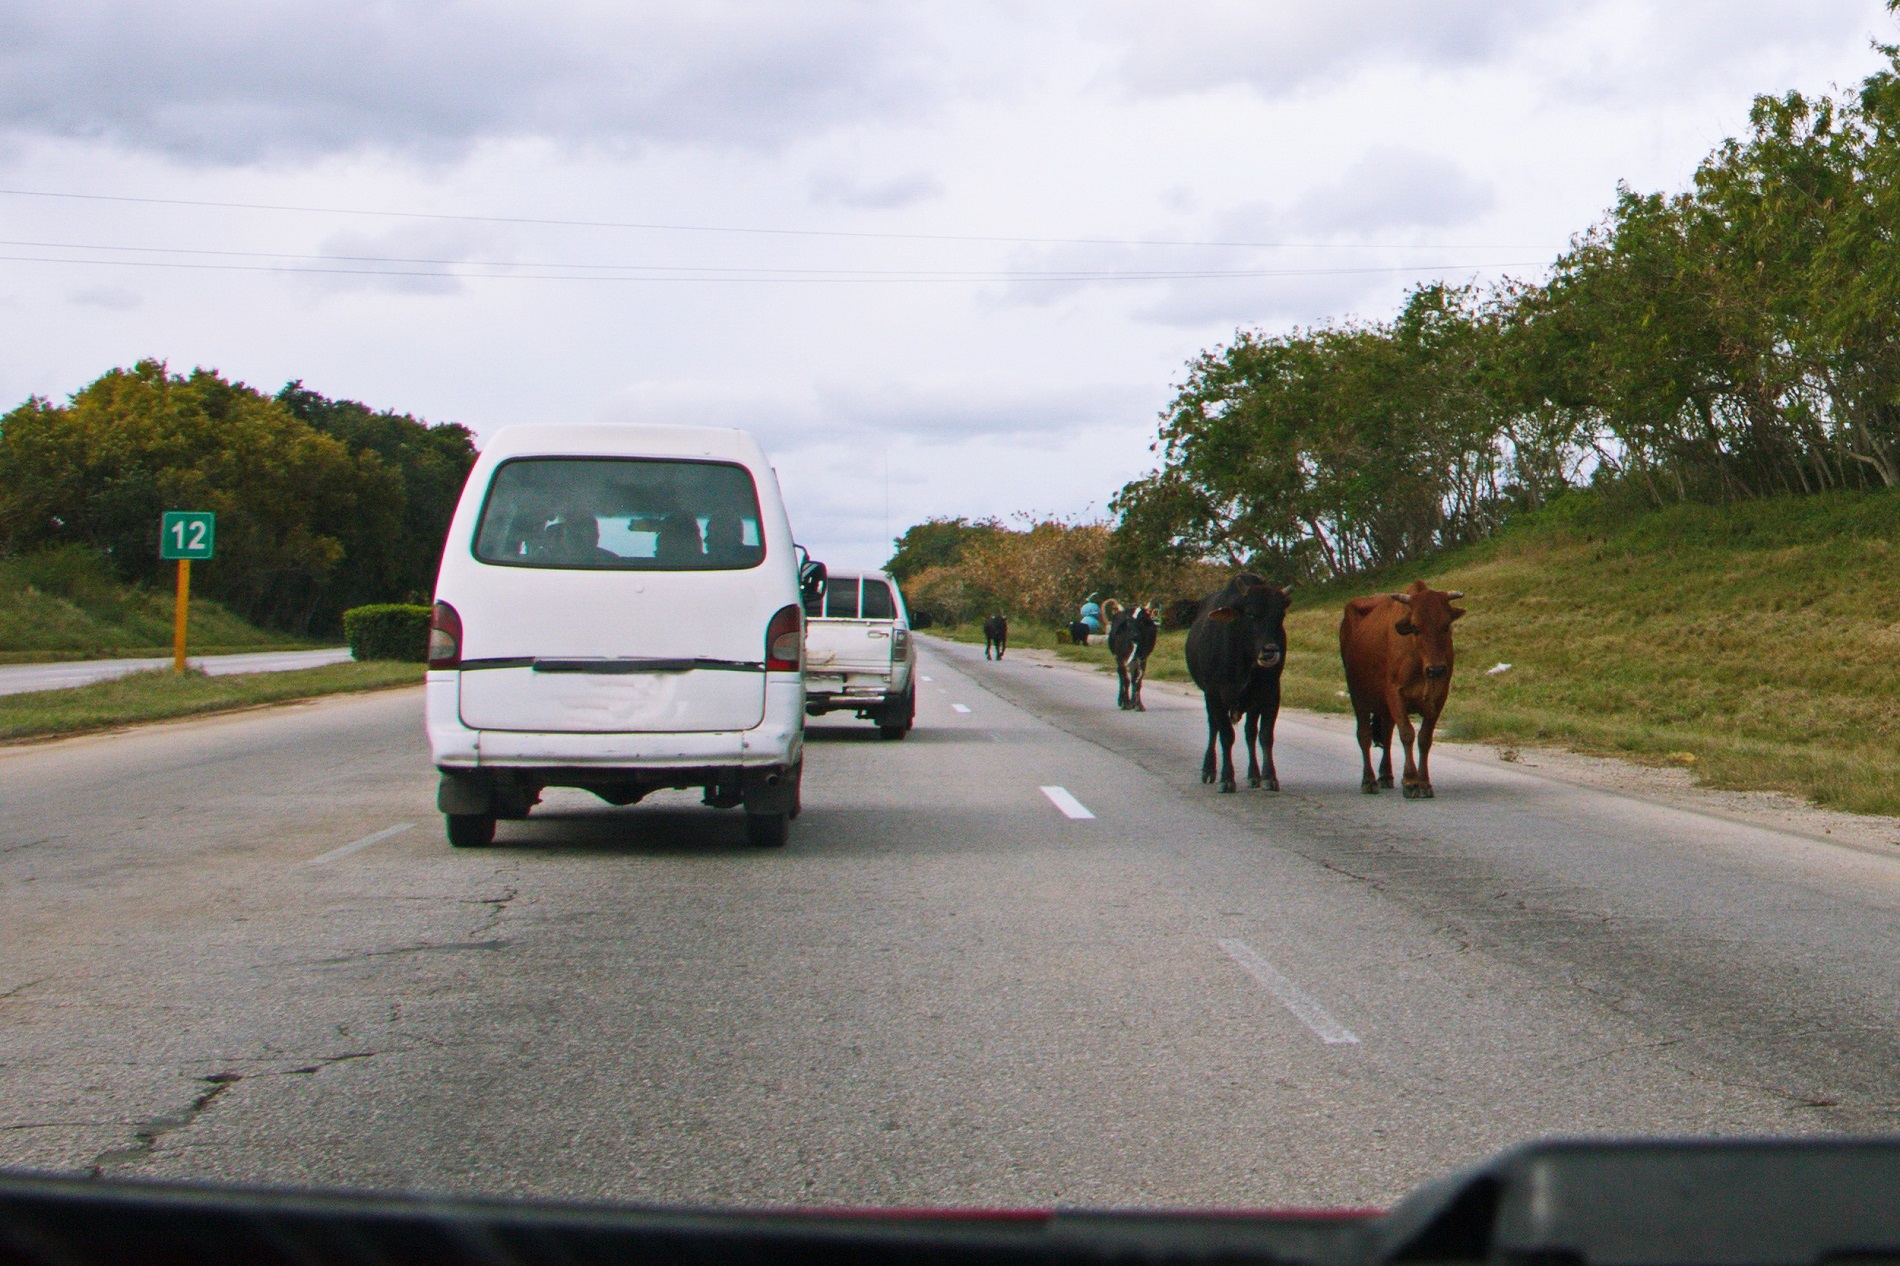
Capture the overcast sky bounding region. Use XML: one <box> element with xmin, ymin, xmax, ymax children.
<box><xmin>0</xmin><ymin>1</ymin><xmax>1894</xmax><ymax>567</ymax></box>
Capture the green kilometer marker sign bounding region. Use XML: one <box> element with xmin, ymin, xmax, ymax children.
<box><xmin>160</xmin><ymin>511</ymin><xmax>216</xmax><ymax>560</ymax></box>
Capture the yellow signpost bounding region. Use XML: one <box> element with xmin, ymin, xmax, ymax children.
<box><xmin>159</xmin><ymin>511</ymin><xmax>215</xmax><ymax>675</ymax></box>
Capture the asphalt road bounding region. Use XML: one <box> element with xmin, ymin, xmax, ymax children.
<box><xmin>0</xmin><ymin>648</ymin><xmax>355</xmax><ymax>696</ymax></box>
<box><xmin>3</xmin><ymin>636</ymin><xmax>1898</xmax><ymax>1211</ymax></box>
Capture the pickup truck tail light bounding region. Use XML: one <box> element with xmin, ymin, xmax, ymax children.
<box><xmin>765</xmin><ymin>604</ymin><xmax>802</xmax><ymax>672</ymax></box>
<box><xmin>428</xmin><ymin>601</ymin><xmax>462</xmax><ymax>669</ymax></box>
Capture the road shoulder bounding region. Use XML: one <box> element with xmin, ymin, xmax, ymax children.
<box><xmin>924</xmin><ymin>635</ymin><xmax>1900</xmax><ymax>862</ymax></box>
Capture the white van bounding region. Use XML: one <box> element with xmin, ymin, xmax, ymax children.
<box><xmin>425</xmin><ymin>424</ymin><xmax>805</xmax><ymax>849</ymax></box>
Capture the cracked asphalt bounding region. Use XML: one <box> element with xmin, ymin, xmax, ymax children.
<box><xmin>3</xmin><ymin>637</ymin><xmax>1900</xmax><ymax>1210</ymax></box>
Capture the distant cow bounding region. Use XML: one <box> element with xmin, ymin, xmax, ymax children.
<box><xmin>983</xmin><ymin>614</ymin><xmax>1009</xmax><ymax>660</ymax></box>
<box><xmin>1068</xmin><ymin>619</ymin><xmax>1091</xmax><ymax>646</ymax></box>
<box><xmin>1185</xmin><ymin>575</ymin><xmax>1292</xmax><ymax>792</ymax></box>
<box><xmin>1339</xmin><ymin>580</ymin><xmax>1465</xmax><ymax>799</ymax></box>
<box><xmin>1107</xmin><ymin>604</ymin><xmax>1159</xmax><ymax>711</ymax></box>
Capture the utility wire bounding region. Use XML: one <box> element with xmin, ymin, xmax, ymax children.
<box><xmin>0</xmin><ymin>250</ymin><xmax>1545</xmax><ymax>283</ymax></box>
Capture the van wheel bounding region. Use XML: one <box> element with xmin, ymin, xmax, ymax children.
<box><xmin>745</xmin><ymin>812</ymin><xmax>790</xmax><ymax>849</ymax></box>
<box><xmin>446</xmin><ymin>812</ymin><xmax>496</xmax><ymax>848</ymax></box>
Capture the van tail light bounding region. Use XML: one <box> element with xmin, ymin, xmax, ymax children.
<box><xmin>765</xmin><ymin>604</ymin><xmax>802</xmax><ymax>672</ymax></box>
<box><xmin>428</xmin><ymin>601</ymin><xmax>462</xmax><ymax>669</ymax></box>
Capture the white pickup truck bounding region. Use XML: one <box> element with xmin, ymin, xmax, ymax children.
<box><xmin>802</xmin><ymin>569</ymin><xmax>916</xmax><ymax>739</ymax></box>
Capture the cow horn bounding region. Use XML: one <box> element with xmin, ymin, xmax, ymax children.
<box><xmin>1389</xmin><ymin>592</ymin><xmax>1412</xmax><ymax>604</ymax></box>
<box><xmin>1280</xmin><ymin>582</ymin><xmax>1296</xmax><ymax>593</ymax></box>
<box><xmin>1445</xmin><ymin>590</ymin><xmax>1465</xmax><ymax>600</ymax></box>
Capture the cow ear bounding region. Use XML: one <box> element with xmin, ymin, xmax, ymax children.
<box><xmin>1207</xmin><ymin>606</ymin><xmax>1240</xmax><ymax>624</ymax></box>
<box><xmin>1395</xmin><ymin>619</ymin><xmax>1418</xmax><ymax>636</ymax></box>
<box><xmin>1449</xmin><ymin>607</ymin><xmax>1467</xmax><ymax>623</ymax></box>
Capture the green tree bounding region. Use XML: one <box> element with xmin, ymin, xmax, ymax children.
<box><xmin>885</xmin><ymin>516</ymin><xmax>1001</xmax><ymax>583</ymax></box>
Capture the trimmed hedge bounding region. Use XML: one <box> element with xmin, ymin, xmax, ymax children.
<box><xmin>342</xmin><ymin>603</ymin><xmax>432</xmax><ymax>662</ymax></box>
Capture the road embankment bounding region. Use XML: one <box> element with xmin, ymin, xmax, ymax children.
<box><xmin>0</xmin><ymin>661</ymin><xmax>423</xmax><ymax>743</ymax></box>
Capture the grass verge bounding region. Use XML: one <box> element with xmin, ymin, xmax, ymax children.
<box><xmin>933</xmin><ymin>487</ymin><xmax>1900</xmax><ymax>817</ymax></box>
<box><xmin>0</xmin><ymin>661</ymin><xmax>424</xmax><ymax>743</ymax></box>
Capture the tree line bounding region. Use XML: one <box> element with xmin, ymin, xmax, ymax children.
<box><xmin>1110</xmin><ymin>48</ymin><xmax>1900</xmax><ymax>582</ymax></box>
<box><xmin>0</xmin><ymin>361</ymin><xmax>477</xmax><ymax>634</ymax></box>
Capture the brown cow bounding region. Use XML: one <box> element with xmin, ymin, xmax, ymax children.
<box><xmin>1339</xmin><ymin>580</ymin><xmax>1466</xmax><ymax>799</ymax></box>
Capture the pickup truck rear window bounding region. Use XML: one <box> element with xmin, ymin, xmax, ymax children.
<box><xmin>862</xmin><ymin>581</ymin><xmax>895</xmax><ymax>619</ymax></box>
<box><xmin>473</xmin><ymin>457</ymin><xmax>765</xmax><ymax>571</ymax></box>
<box><xmin>825</xmin><ymin>579</ymin><xmax>859</xmax><ymax>619</ymax></box>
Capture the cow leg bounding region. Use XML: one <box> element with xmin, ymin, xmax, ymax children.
<box><xmin>1130</xmin><ymin>655</ymin><xmax>1146</xmax><ymax>711</ymax></box>
<box><xmin>998</xmin><ymin>637</ymin><xmax>1005</xmax><ymax>660</ymax></box>
<box><xmin>1416</xmin><ymin>706</ymin><xmax>1439</xmax><ymax>798</ymax></box>
<box><xmin>1388</xmin><ymin>691</ymin><xmax>1422</xmax><ymax>798</ymax></box>
<box><xmin>1201</xmin><ymin>695</ymin><xmax>1220</xmax><ymax>785</ymax></box>
<box><xmin>1243</xmin><ymin>708</ymin><xmax>1261</xmax><ymax>788</ymax></box>
<box><xmin>1356</xmin><ymin>708</ymin><xmax>1380</xmax><ymax>793</ymax></box>
<box><xmin>1257</xmin><ymin>676</ymin><xmax>1281</xmax><ymax>792</ymax></box>
<box><xmin>1116</xmin><ymin>659</ymin><xmax>1131</xmax><ymax>709</ymax></box>
<box><xmin>1218</xmin><ymin>712</ymin><xmax>1238</xmax><ymax>793</ymax></box>
<box><xmin>1203</xmin><ymin>695</ymin><xmax>1237</xmax><ymax>792</ymax></box>
<box><xmin>1376</xmin><ymin>715</ymin><xmax>1395</xmax><ymax>789</ymax></box>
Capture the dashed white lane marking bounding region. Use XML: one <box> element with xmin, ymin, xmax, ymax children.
<box><xmin>1218</xmin><ymin>938</ymin><xmax>1360</xmax><ymax>1045</ymax></box>
<box><xmin>305</xmin><ymin>822</ymin><xmax>414</xmax><ymax>866</ymax></box>
<box><xmin>951</xmin><ymin>703</ymin><xmax>972</xmax><ymax>713</ymax></box>
<box><xmin>1039</xmin><ymin>786</ymin><xmax>1095</xmax><ymax>820</ymax></box>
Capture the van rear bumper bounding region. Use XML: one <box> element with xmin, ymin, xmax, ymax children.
<box><xmin>427</xmin><ymin>672</ymin><xmax>803</xmax><ymax>770</ymax></box>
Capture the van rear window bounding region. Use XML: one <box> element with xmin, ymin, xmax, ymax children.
<box><xmin>473</xmin><ymin>457</ymin><xmax>766</xmax><ymax>571</ymax></box>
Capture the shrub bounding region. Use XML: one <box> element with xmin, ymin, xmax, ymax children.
<box><xmin>342</xmin><ymin>603</ymin><xmax>431</xmax><ymax>661</ymax></box>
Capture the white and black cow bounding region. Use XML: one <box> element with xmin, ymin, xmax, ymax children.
<box><xmin>1184</xmin><ymin>574</ymin><xmax>1292</xmax><ymax>792</ymax></box>
<box><xmin>1107</xmin><ymin>604</ymin><xmax>1159</xmax><ymax>710</ymax></box>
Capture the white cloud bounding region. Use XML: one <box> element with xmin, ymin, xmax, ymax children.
<box><xmin>67</xmin><ymin>285</ymin><xmax>141</xmax><ymax>309</ymax></box>
<box><xmin>1100</xmin><ymin>0</ymin><xmax>1553</xmax><ymax>98</ymax></box>
<box><xmin>1289</xmin><ymin>149</ymin><xmax>1494</xmax><ymax>235</ymax></box>
<box><xmin>810</xmin><ymin>171</ymin><xmax>945</xmax><ymax>209</ymax></box>
<box><xmin>0</xmin><ymin>1</ymin><xmax>928</xmax><ymax>162</ymax></box>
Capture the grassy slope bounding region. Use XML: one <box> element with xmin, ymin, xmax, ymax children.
<box><xmin>936</xmin><ymin>489</ymin><xmax>1900</xmax><ymax>816</ymax></box>
<box><xmin>0</xmin><ymin>662</ymin><xmax>423</xmax><ymax>742</ymax></box>
<box><xmin>0</xmin><ymin>582</ymin><xmax>314</xmax><ymax>659</ymax></box>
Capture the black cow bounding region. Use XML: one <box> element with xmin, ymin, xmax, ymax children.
<box><xmin>983</xmin><ymin>614</ymin><xmax>1009</xmax><ymax>660</ymax></box>
<box><xmin>1107</xmin><ymin>605</ymin><xmax>1158</xmax><ymax>711</ymax></box>
<box><xmin>1184</xmin><ymin>575</ymin><xmax>1292</xmax><ymax>792</ymax></box>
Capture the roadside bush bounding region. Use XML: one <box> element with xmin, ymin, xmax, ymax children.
<box><xmin>1162</xmin><ymin>597</ymin><xmax>1203</xmax><ymax>631</ymax></box>
<box><xmin>342</xmin><ymin>603</ymin><xmax>431</xmax><ymax>661</ymax></box>
<box><xmin>0</xmin><ymin>545</ymin><xmax>128</xmax><ymax>621</ymax></box>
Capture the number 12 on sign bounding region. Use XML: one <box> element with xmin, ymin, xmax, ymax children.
<box><xmin>159</xmin><ymin>512</ymin><xmax>215</xmax><ymax>673</ymax></box>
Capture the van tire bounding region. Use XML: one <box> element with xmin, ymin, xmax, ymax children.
<box><xmin>745</xmin><ymin>812</ymin><xmax>790</xmax><ymax>849</ymax></box>
<box><xmin>446</xmin><ymin>812</ymin><xmax>496</xmax><ymax>848</ymax></box>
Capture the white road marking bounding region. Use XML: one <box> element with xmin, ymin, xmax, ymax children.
<box><xmin>305</xmin><ymin>823</ymin><xmax>414</xmax><ymax>866</ymax></box>
<box><xmin>921</xmin><ymin>675</ymin><xmax>933</xmax><ymax>682</ymax></box>
<box><xmin>1039</xmin><ymin>786</ymin><xmax>1095</xmax><ymax>820</ymax></box>
<box><xmin>1218</xmin><ymin>938</ymin><xmax>1360</xmax><ymax>1045</ymax></box>
<box><xmin>952</xmin><ymin>703</ymin><xmax>972</xmax><ymax>713</ymax></box>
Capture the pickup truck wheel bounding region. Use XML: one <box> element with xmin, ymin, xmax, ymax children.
<box><xmin>445</xmin><ymin>812</ymin><xmax>496</xmax><ymax>848</ymax></box>
<box><xmin>878</xmin><ymin>688</ymin><xmax>915</xmax><ymax>740</ymax></box>
<box><xmin>745</xmin><ymin>812</ymin><xmax>790</xmax><ymax>849</ymax></box>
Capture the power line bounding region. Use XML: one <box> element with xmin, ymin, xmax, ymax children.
<box><xmin>0</xmin><ymin>249</ymin><xmax>1546</xmax><ymax>283</ymax></box>
<box><xmin>0</xmin><ymin>187</ymin><xmax>1555</xmax><ymax>253</ymax></box>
